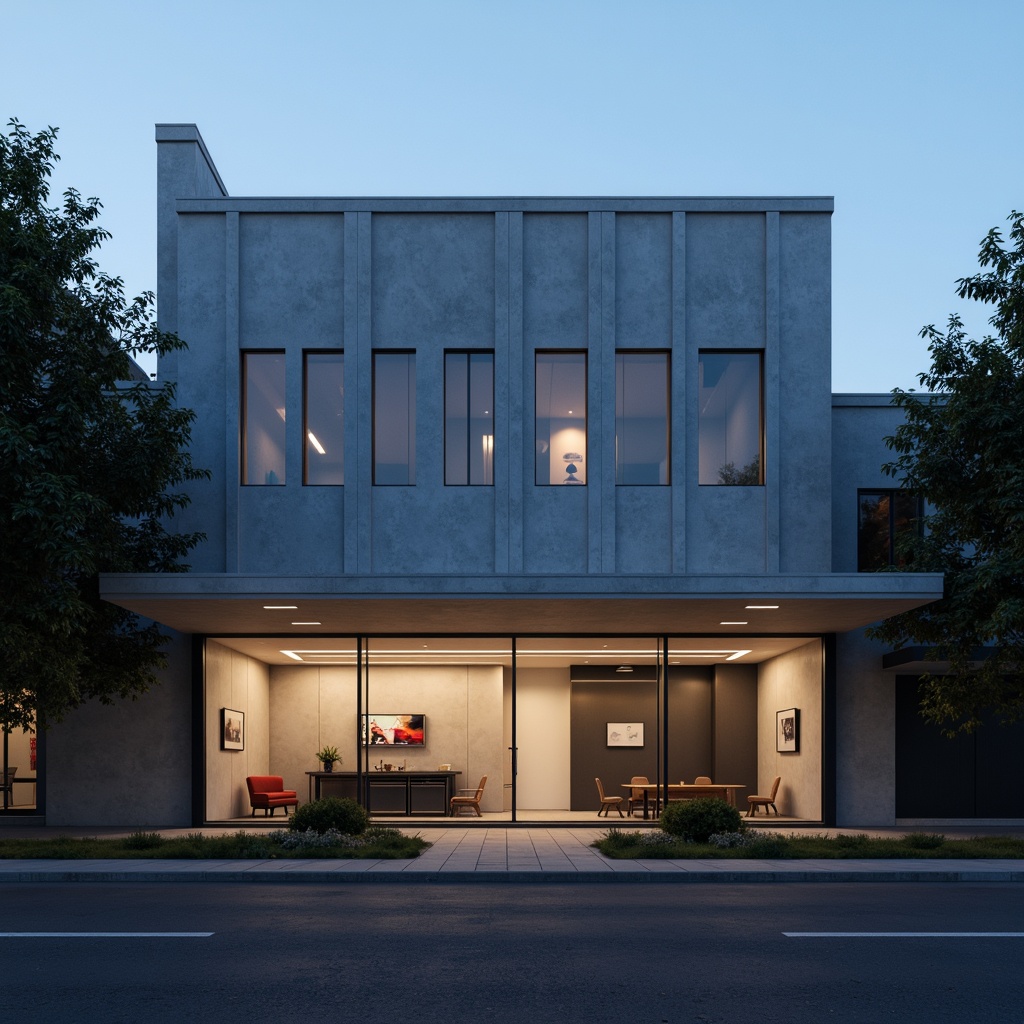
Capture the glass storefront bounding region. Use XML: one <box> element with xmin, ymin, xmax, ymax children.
<box><xmin>203</xmin><ymin>633</ymin><xmax>824</xmax><ymax>823</ymax></box>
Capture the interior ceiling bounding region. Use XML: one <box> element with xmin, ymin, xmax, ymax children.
<box><xmin>210</xmin><ymin>633</ymin><xmax>817</xmax><ymax>667</ymax></box>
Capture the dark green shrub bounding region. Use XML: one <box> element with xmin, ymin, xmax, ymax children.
<box><xmin>659</xmin><ymin>798</ymin><xmax>742</xmax><ymax>842</ymax></box>
<box><xmin>289</xmin><ymin>797</ymin><xmax>369</xmax><ymax>836</ymax></box>
<box><xmin>902</xmin><ymin>832</ymin><xmax>945</xmax><ymax>850</ymax></box>
<box><xmin>833</xmin><ymin>832</ymin><xmax>871</xmax><ymax>849</ymax></box>
<box><xmin>122</xmin><ymin>831</ymin><xmax>166</xmax><ymax>851</ymax></box>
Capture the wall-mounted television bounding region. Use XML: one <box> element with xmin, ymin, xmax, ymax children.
<box><xmin>362</xmin><ymin>714</ymin><xmax>426</xmax><ymax>746</ymax></box>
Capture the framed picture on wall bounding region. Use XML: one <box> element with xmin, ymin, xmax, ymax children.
<box><xmin>607</xmin><ymin>722</ymin><xmax>644</xmax><ymax>747</ymax></box>
<box><xmin>222</xmin><ymin>708</ymin><xmax>244</xmax><ymax>751</ymax></box>
<box><xmin>776</xmin><ymin>708</ymin><xmax>799</xmax><ymax>753</ymax></box>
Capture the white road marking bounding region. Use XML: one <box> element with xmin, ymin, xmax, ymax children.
<box><xmin>0</xmin><ymin>932</ymin><xmax>214</xmax><ymax>938</ymax></box>
<box><xmin>784</xmin><ymin>932</ymin><xmax>1024</xmax><ymax>938</ymax></box>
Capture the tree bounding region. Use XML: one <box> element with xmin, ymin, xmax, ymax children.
<box><xmin>0</xmin><ymin>119</ymin><xmax>208</xmax><ymax>731</ymax></box>
<box><xmin>866</xmin><ymin>210</ymin><xmax>1024</xmax><ymax>733</ymax></box>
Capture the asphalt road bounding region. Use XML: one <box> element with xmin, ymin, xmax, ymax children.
<box><xmin>3</xmin><ymin>882</ymin><xmax>1024</xmax><ymax>1023</ymax></box>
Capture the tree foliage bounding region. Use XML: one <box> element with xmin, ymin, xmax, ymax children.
<box><xmin>867</xmin><ymin>211</ymin><xmax>1024</xmax><ymax>732</ymax></box>
<box><xmin>0</xmin><ymin>119</ymin><xmax>208</xmax><ymax>731</ymax></box>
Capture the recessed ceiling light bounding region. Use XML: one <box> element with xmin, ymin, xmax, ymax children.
<box><xmin>263</xmin><ymin>605</ymin><xmax>298</xmax><ymax>610</ymax></box>
<box><xmin>292</xmin><ymin>621</ymin><xmax>321</xmax><ymax>626</ymax></box>
<box><xmin>745</xmin><ymin>605</ymin><xmax>780</xmax><ymax>610</ymax></box>
<box><xmin>721</xmin><ymin>621</ymin><xmax>748</xmax><ymax>625</ymax></box>
<box><xmin>615</xmin><ymin>666</ymin><xmax>634</xmax><ymax>673</ymax></box>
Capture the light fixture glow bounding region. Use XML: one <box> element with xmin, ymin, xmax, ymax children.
<box><xmin>720</xmin><ymin>621</ymin><xmax>748</xmax><ymax>625</ymax></box>
<box><xmin>291</xmin><ymin>621</ymin><xmax>321</xmax><ymax>626</ymax></box>
<box><xmin>745</xmin><ymin>605</ymin><xmax>780</xmax><ymax>610</ymax></box>
<box><xmin>263</xmin><ymin>605</ymin><xmax>298</xmax><ymax>610</ymax></box>
<box><xmin>307</xmin><ymin>431</ymin><xmax>326</xmax><ymax>455</ymax></box>
<box><xmin>275</xmin><ymin>407</ymin><xmax>286</xmax><ymax>422</ymax></box>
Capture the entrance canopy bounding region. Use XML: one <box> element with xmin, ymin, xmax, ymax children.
<box><xmin>101</xmin><ymin>571</ymin><xmax>943</xmax><ymax>639</ymax></box>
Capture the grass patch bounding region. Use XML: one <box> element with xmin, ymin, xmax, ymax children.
<box><xmin>0</xmin><ymin>828</ymin><xmax>430</xmax><ymax>860</ymax></box>
<box><xmin>593</xmin><ymin>828</ymin><xmax>1024</xmax><ymax>860</ymax></box>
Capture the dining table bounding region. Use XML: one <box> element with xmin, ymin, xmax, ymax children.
<box><xmin>622</xmin><ymin>782</ymin><xmax>747</xmax><ymax>820</ymax></box>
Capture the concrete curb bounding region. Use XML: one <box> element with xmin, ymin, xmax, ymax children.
<box><xmin>2</xmin><ymin>863</ymin><xmax>1024</xmax><ymax>884</ymax></box>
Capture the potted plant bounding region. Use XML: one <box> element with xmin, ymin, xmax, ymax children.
<box><xmin>316</xmin><ymin>745</ymin><xmax>341</xmax><ymax>772</ymax></box>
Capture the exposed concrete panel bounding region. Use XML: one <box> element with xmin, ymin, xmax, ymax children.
<box><xmin>835</xmin><ymin>628</ymin><xmax>896</xmax><ymax>826</ymax></box>
<box><xmin>615</xmin><ymin>213</ymin><xmax>672</xmax><ymax>345</ymax></box>
<box><xmin>371</xmin><ymin>214</ymin><xmax>495</xmax><ymax>345</ymax></box>
<box><xmin>615</xmin><ymin>488</ymin><xmax>671</xmax><ymax>573</ymax></box>
<box><xmin>46</xmin><ymin>629</ymin><xmax>193</xmax><ymax>827</ymax></box>
<box><xmin>685</xmin><ymin>213</ymin><xmax>766</xmax><ymax>346</ymax></box>
<box><xmin>523</xmin><ymin>213</ymin><xmax>589</xmax><ymax>345</ymax></box>
<box><xmin>757</xmin><ymin>640</ymin><xmax>823</xmax><ymax>819</ymax></box>
<box><xmin>239</xmin><ymin>213</ymin><xmax>344</xmax><ymax>347</ymax></box>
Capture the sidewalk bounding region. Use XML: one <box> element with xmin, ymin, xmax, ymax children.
<box><xmin>1</xmin><ymin>827</ymin><xmax>1023</xmax><ymax>884</ymax></box>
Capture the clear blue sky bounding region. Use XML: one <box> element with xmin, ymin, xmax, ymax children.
<box><xmin>4</xmin><ymin>0</ymin><xmax>1020</xmax><ymax>388</ymax></box>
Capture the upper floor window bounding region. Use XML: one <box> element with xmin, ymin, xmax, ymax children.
<box><xmin>445</xmin><ymin>351</ymin><xmax>494</xmax><ymax>485</ymax></box>
<box><xmin>304</xmin><ymin>352</ymin><xmax>344</xmax><ymax>485</ymax></box>
<box><xmin>373</xmin><ymin>351</ymin><xmax>416</xmax><ymax>485</ymax></box>
<box><xmin>698</xmin><ymin>351</ymin><xmax>763</xmax><ymax>485</ymax></box>
<box><xmin>536</xmin><ymin>351</ymin><xmax>586</xmax><ymax>485</ymax></box>
<box><xmin>242</xmin><ymin>351</ymin><xmax>286</xmax><ymax>485</ymax></box>
<box><xmin>858</xmin><ymin>490</ymin><xmax>922</xmax><ymax>571</ymax></box>
<box><xmin>616</xmin><ymin>351</ymin><xmax>669</xmax><ymax>485</ymax></box>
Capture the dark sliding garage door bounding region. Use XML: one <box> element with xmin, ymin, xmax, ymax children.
<box><xmin>896</xmin><ymin>676</ymin><xmax>1024</xmax><ymax>817</ymax></box>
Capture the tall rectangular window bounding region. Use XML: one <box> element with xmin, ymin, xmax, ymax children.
<box><xmin>858</xmin><ymin>490</ymin><xmax>922</xmax><ymax>571</ymax></box>
<box><xmin>445</xmin><ymin>351</ymin><xmax>494</xmax><ymax>485</ymax></box>
<box><xmin>304</xmin><ymin>351</ymin><xmax>344</xmax><ymax>485</ymax></box>
<box><xmin>535</xmin><ymin>351</ymin><xmax>586</xmax><ymax>485</ymax></box>
<box><xmin>242</xmin><ymin>351</ymin><xmax>286</xmax><ymax>485</ymax></box>
<box><xmin>373</xmin><ymin>351</ymin><xmax>416</xmax><ymax>485</ymax></box>
<box><xmin>616</xmin><ymin>351</ymin><xmax>670</xmax><ymax>484</ymax></box>
<box><xmin>698</xmin><ymin>351</ymin><xmax>763</xmax><ymax>485</ymax></box>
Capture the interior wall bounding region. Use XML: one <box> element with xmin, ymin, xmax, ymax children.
<box><xmin>205</xmin><ymin>640</ymin><xmax>271</xmax><ymax>820</ymax></box>
<box><xmin>666</xmin><ymin>668</ymin><xmax>713</xmax><ymax>783</ymax></box>
<box><xmin>513</xmin><ymin>668</ymin><xmax>571</xmax><ymax>810</ymax></box>
<box><xmin>757</xmin><ymin>640</ymin><xmax>822</xmax><ymax>819</ymax></box>
<box><xmin>268</xmin><ymin>662</ymin><xmax>505</xmax><ymax>813</ymax></box>
<box><xmin>713</xmin><ymin>664</ymin><xmax>758</xmax><ymax>799</ymax></box>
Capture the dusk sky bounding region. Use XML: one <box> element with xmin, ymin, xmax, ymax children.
<box><xmin>4</xmin><ymin>0</ymin><xmax>1020</xmax><ymax>388</ymax></box>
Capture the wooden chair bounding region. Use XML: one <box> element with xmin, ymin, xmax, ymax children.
<box><xmin>626</xmin><ymin>776</ymin><xmax>650</xmax><ymax>817</ymax></box>
<box><xmin>1</xmin><ymin>767</ymin><xmax>16</xmax><ymax>806</ymax></box>
<box><xmin>595</xmin><ymin>777</ymin><xmax>624</xmax><ymax>817</ymax></box>
<box><xmin>747</xmin><ymin>776</ymin><xmax>782</xmax><ymax>817</ymax></box>
<box><xmin>694</xmin><ymin>776</ymin><xmax>712</xmax><ymax>785</ymax></box>
<box><xmin>450</xmin><ymin>775</ymin><xmax>487</xmax><ymax>817</ymax></box>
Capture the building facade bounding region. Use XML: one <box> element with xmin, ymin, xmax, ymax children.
<box><xmin>16</xmin><ymin>123</ymin><xmax>1021</xmax><ymax>828</ymax></box>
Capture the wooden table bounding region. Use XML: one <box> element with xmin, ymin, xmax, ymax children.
<box><xmin>622</xmin><ymin>783</ymin><xmax>747</xmax><ymax>820</ymax></box>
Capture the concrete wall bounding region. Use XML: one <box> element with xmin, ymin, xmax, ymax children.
<box><xmin>46</xmin><ymin>629</ymin><xmax>193</xmax><ymax>827</ymax></box>
<box><xmin>205</xmin><ymin>640</ymin><xmax>271</xmax><ymax>820</ymax></box>
<box><xmin>835</xmin><ymin>628</ymin><xmax>896</xmax><ymax>825</ymax></box>
<box><xmin>757</xmin><ymin>640</ymin><xmax>823</xmax><ymax>819</ymax></box>
<box><xmin>158</xmin><ymin>130</ymin><xmax>834</xmax><ymax>583</ymax></box>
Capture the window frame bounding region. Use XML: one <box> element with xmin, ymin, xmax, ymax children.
<box><xmin>302</xmin><ymin>349</ymin><xmax>344</xmax><ymax>487</ymax></box>
<box><xmin>444</xmin><ymin>350</ymin><xmax>495</xmax><ymax>487</ymax></box>
<box><xmin>372</xmin><ymin>350</ymin><xmax>417</xmax><ymax>486</ymax></box>
<box><xmin>697</xmin><ymin>349</ymin><xmax>764</xmax><ymax>487</ymax></box>
<box><xmin>534</xmin><ymin>349</ymin><xmax>588</xmax><ymax>487</ymax></box>
<box><xmin>241</xmin><ymin>349</ymin><xmax>287</xmax><ymax>486</ymax></box>
<box><xmin>615</xmin><ymin>349</ymin><xmax>671</xmax><ymax>486</ymax></box>
<box><xmin>857</xmin><ymin>488</ymin><xmax>923</xmax><ymax>571</ymax></box>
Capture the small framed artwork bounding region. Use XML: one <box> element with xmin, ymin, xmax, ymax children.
<box><xmin>607</xmin><ymin>722</ymin><xmax>644</xmax><ymax>747</ymax></box>
<box><xmin>777</xmin><ymin>708</ymin><xmax>799</xmax><ymax>753</ymax></box>
<box><xmin>221</xmin><ymin>708</ymin><xmax>245</xmax><ymax>751</ymax></box>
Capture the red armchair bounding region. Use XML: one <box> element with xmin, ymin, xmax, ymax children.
<box><xmin>246</xmin><ymin>775</ymin><xmax>299</xmax><ymax>817</ymax></box>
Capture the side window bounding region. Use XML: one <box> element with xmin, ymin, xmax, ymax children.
<box><xmin>536</xmin><ymin>351</ymin><xmax>586</xmax><ymax>485</ymax></box>
<box><xmin>698</xmin><ymin>351</ymin><xmax>763</xmax><ymax>485</ymax></box>
<box><xmin>858</xmin><ymin>490</ymin><xmax>922</xmax><ymax>570</ymax></box>
<box><xmin>616</xmin><ymin>351</ymin><xmax>669</xmax><ymax>484</ymax></box>
<box><xmin>445</xmin><ymin>351</ymin><xmax>494</xmax><ymax>485</ymax></box>
<box><xmin>241</xmin><ymin>350</ymin><xmax>286</xmax><ymax>485</ymax></box>
<box><xmin>373</xmin><ymin>351</ymin><xmax>416</xmax><ymax>485</ymax></box>
<box><xmin>304</xmin><ymin>351</ymin><xmax>344</xmax><ymax>485</ymax></box>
